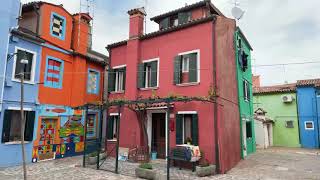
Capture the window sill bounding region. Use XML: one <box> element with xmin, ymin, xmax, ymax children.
<box><xmin>4</xmin><ymin>141</ymin><xmax>30</xmax><ymax>145</ymax></box>
<box><xmin>12</xmin><ymin>79</ymin><xmax>35</xmax><ymax>85</ymax></box>
<box><xmin>110</xmin><ymin>91</ymin><xmax>125</xmax><ymax>94</ymax></box>
<box><xmin>139</xmin><ymin>87</ymin><xmax>158</xmax><ymax>91</ymax></box>
<box><xmin>107</xmin><ymin>139</ymin><xmax>117</xmax><ymax>142</ymax></box>
<box><xmin>176</xmin><ymin>82</ymin><xmax>199</xmax><ymax>87</ymax></box>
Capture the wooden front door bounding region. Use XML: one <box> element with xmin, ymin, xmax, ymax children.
<box><xmin>152</xmin><ymin>113</ymin><xmax>166</xmax><ymax>159</ymax></box>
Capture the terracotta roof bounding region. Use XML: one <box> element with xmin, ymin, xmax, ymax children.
<box><xmin>253</xmin><ymin>83</ymin><xmax>296</xmax><ymax>94</ymax></box>
<box><xmin>106</xmin><ymin>15</ymin><xmax>216</xmax><ymax>49</ymax></box>
<box><xmin>127</xmin><ymin>7</ymin><xmax>146</xmax><ymax>16</ymax></box>
<box><xmin>297</xmin><ymin>78</ymin><xmax>320</xmax><ymax>87</ymax></box>
<box><xmin>150</xmin><ymin>0</ymin><xmax>224</xmax><ymax>22</ymax></box>
<box><xmin>22</xmin><ymin>1</ymin><xmax>72</xmax><ymax>16</ymax></box>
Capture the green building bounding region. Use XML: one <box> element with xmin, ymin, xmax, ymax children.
<box><xmin>253</xmin><ymin>83</ymin><xmax>301</xmax><ymax>147</ymax></box>
<box><xmin>235</xmin><ymin>28</ymin><xmax>256</xmax><ymax>158</ymax></box>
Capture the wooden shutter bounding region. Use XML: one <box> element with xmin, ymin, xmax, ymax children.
<box><xmin>24</xmin><ymin>111</ymin><xmax>35</xmax><ymax>141</ymax></box>
<box><xmin>150</xmin><ymin>61</ymin><xmax>158</xmax><ymax>87</ymax></box>
<box><xmin>107</xmin><ymin>117</ymin><xmax>114</xmax><ymax>139</ymax></box>
<box><xmin>108</xmin><ymin>69</ymin><xmax>115</xmax><ymax>92</ymax></box>
<box><xmin>122</xmin><ymin>67</ymin><xmax>126</xmax><ymax>90</ymax></box>
<box><xmin>191</xmin><ymin>114</ymin><xmax>199</xmax><ymax>146</ymax></box>
<box><xmin>1</xmin><ymin>110</ymin><xmax>11</xmax><ymax>143</ymax></box>
<box><xmin>176</xmin><ymin>114</ymin><xmax>183</xmax><ymax>144</ymax></box>
<box><xmin>137</xmin><ymin>63</ymin><xmax>145</xmax><ymax>88</ymax></box>
<box><xmin>178</xmin><ymin>11</ymin><xmax>191</xmax><ymax>24</ymax></box>
<box><xmin>160</xmin><ymin>17</ymin><xmax>169</xmax><ymax>29</ymax></box>
<box><xmin>174</xmin><ymin>56</ymin><xmax>182</xmax><ymax>84</ymax></box>
<box><xmin>188</xmin><ymin>53</ymin><xmax>198</xmax><ymax>83</ymax></box>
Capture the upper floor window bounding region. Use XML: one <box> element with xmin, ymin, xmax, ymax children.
<box><xmin>50</xmin><ymin>12</ymin><xmax>66</xmax><ymax>40</ymax></box>
<box><xmin>243</xmin><ymin>80</ymin><xmax>250</xmax><ymax>101</ymax></box>
<box><xmin>44</xmin><ymin>56</ymin><xmax>64</xmax><ymax>89</ymax></box>
<box><xmin>12</xmin><ymin>48</ymin><xmax>36</xmax><ymax>83</ymax></box>
<box><xmin>138</xmin><ymin>59</ymin><xmax>159</xmax><ymax>89</ymax></box>
<box><xmin>159</xmin><ymin>11</ymin><xmax>192</xmax><ymax>30</ymax></box>
<box><xmin>174</xmin><ymin>50</ymin><xmax>199</xmax><ymax>85</ymax></box>
<box><xmin>87</xmin><ymin>69</ymin><xmax>100</xmax><ymax>94</ymax></box>
<box><xmin>108</xmin><ymin>66</ymin><xmax>126</xmax><ymax>93</ymax></box>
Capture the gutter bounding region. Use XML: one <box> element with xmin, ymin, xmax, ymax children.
<box><xmin>211</xmin><ymin>17</ymin><xmax>220</xmax><ymax>173</ymax></box>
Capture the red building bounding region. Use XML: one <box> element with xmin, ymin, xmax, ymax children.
<box><xmin>106</xmin><ymin>0</ymin><xmax>240</xmax><ymax>173</ymax></box>
<box><xmin>19</xmin><ymin>2</ymin><xmax>107</xmax><ymax>162</ymax></box>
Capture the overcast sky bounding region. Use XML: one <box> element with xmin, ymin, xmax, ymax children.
<box><xmin>21</xmin><ymin>0</ymin><xmax>320</xmax><ymax>86</ymax></box>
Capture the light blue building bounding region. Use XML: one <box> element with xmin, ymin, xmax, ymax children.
<box><xmin>0</xmin><ymin>0</ymin><xmax>45</xmax><ymax>167</ymax></box>
<box><xmin>297</xmin><ymin>79</ymin><xmax>320</xmax><ymax>149</ymax></box>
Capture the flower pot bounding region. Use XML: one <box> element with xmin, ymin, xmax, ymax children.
<box><xmin>196</xmin><ymin>165</ymin><xmax>216</xmax><ymax>177</ymax></box>
<box><xmin>99</xmin><ymin>152</ymin><xmax>106</xmax><ymax>160</ymax></box>
<box><xmin>151</xmin><ymin>152</ymin><xmax>157</xmax><ymax>160</ymax></box>
<box><xmin>135</xmin><ymin>167</ymin><xmax>156</xmax><ymax>180</ymax></box>
<box><xmin>88</xmin><ymin>156</ymin><xmax>97</xmax><ymax>165</ymax></box>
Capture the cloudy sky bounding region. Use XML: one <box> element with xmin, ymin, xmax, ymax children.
<box><xmin>21</xmin><ymin>0</ymin><xmax>320</xmax><ymax>86</ymax></box>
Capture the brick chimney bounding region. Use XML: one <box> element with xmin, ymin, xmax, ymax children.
<box><xmin>252</xmin><ymin>75</ymin><xmax>260</xmax><ymax>87</ymax></box>
<box><xmin>72</xmin><ymin>13</ymin><xmax>92</xmax><ymax>54</ymax></box>
<box><xmin>127</xmin><ymin>7</ymin><xmax>146</xmax><ymax>39</ymax></box>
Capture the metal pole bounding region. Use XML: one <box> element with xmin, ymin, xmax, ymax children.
<box><xmin>83</xmin><ymin>105</ymin><xmax>89</xmax><ymax>167</ymax></box>
<box><xmin>115</xmin><ymin>105</ymin><xmax>121</xmax><ymax>174</ymax></box>
<box><xmin>97</xmin><ymin>105</ymin><xmax>104</xmax><ymax>169</ymax></box>
<box><xmin>166</xmin><ymin>101</ymin><xmax>170</xmax><ymax>180</ymax></box>
<box><xmin>20</xmin><ymin>72</ymin><xmax>27</xmax><ymax>180</ymax></box>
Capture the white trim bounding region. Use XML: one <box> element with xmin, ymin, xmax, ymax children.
<box><xmin>142</xmin><ymin>58</ymin><xmax>160</xmax><ymax>88</ymax></box>
<box><xmin>110</xmin><ymin>113</ymin><xmax>121</xmax><ymax>116</ymax></box>
<box><xmin>305</xmin><ymin>121</ymin><xmax>314</xmax><ymax>130</ymax></box>
<box><xmin>178</xmin><ymin>49</ymin><xmax>200</xmax><ymax>83</ymax></box>
<box><xmin>7</xmin><ymin>107</ymin><xmax>33</xmax><ymax>111</ymax></box>
<box><xmin>4</xmin><ymin>141</ymin><xmax>31</xmax><ymax>145</ymax></box>
<box><xmin>112</xmin><ymin>64</ymin><xmax>126</xmax><ymax>69</ymax></box>
<box><xmin>177</xmin><ymin>111</ymin><xmax>197</xmax><ymax>114</ymax></box>
<box><xmin>11</xmin><ymin>46</ymin><xmax>37</xmax><ymax>84</ymax></box>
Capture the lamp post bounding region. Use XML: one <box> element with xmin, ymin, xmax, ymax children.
<box><xmin>20</xmin><ymin>56</ymin><xmax>28</xmax><ymax>180</ymax></box>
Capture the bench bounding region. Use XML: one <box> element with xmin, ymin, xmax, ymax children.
<box><xmin>170</xmin><ymin>147</ymin><xmax>199</xmax><ymax>172</ymax></box>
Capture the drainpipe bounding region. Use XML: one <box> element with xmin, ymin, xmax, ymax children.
<box><xmin>211</xmin><ymin>17</ymin><xmax>220</xmax><ymax>173</ymax></box>
<box><xmin>34</xmin><ymin>4</ymin><xmax>40</xmax><ymax>35</ymax></box>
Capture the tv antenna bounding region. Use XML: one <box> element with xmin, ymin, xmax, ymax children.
<box><xmin>231</xmin><ymin>0</ymin><xmax>245</xmax><ymax>21</ymax></box>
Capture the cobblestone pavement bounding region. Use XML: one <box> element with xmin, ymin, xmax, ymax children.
<box><xmin>0</xmin><ymin>147</ymin><xmax>319</xmax><ymax>180</ymax></box>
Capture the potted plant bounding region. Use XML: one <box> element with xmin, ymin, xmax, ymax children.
<box><xmin>185</xmin><ymin>137</ymin><xmax>192</xmax><ymax>145</ymax></box>
<box><xmin>135</xmin><ymin>163</ymin><xmax>156</xmax><ymax>180</ymax></box>
<box><xmin>99</xmin><ymin>149</ymin><xmax>106</xmax><ymax>160</ymax></box>
<box><xmin>88</xmin><ymin>152</ymin><xmax>98</xmax><ymax>165</ymax></box>
<box><xmin>196</xmin><ymin>158</ymin><xmax>216</xmax><ymax>177</ymax></box>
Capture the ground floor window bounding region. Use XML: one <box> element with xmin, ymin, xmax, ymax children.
<box><xmin>246</xmin><ymin>121</ymin><xmax>252</xmax><ymax>138</ymax></box>
<box><xmin>1</xmin><ymin>110</ymin><xmax>35</xmax><ymax>143</ymax></box>
<box><xmin>305</xmin><ymin>121</ymin><xmax>314</xmax><ymax>130</ymax></box>
<box><xmin>107</xmin><ymin>115</ymin><xmax>119</xmax><ymax>140</ymax></box>
<box><xmin>176</xmin><ymin>113</ymin><xmax>198</xmax><ymax>145</ymax></box>
<box><xmin>87</xmin><ymin>114</ymin><xmax>97</xmax><ymax>138</ymax></box>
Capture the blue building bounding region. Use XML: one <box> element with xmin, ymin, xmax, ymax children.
<box><xmin>297</xmin><ymin>79</ymin><xmax>320</xmax><ymax>149</ymax></box>
<box><xmin>0</xmin><ymin>0</ymin><xmax>45</xmax><ymax>167</ymax></box>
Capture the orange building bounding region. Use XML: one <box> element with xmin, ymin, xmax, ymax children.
<box><xmin>19</xmin><ymin>2</ymin><xmax>107</xmax><ymax>162</ymax></box>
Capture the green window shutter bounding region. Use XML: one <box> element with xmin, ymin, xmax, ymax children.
<box><xmin>24</xmin><ymin>111</ymin><xmax>35</xmax><ymax>141</ymax></box>
<box><xmin>176</xmin><ymin>114</ymin><xmax>183</xmax><ymax>144</ymax></box>
<box><xmin>160</xmin><ymin>17</ymin><xmax>169</xmax><ymax>29</ymax></box>
<box><xmin>2</xmin><ymin>110</ymin><xmax>12</xmax><ymax>143</ymax></box>
<box><xmin>107</xmin><ymin>117</ymin><xmax>114</xmax><ymax>139</ymax></box>
<box><xmin>188</xmin><ymin>53</ymin><xmax>198</xmax><ymax>83</ymax></box>
<box><xmin>191</xmin><ymin>114</ymin><xmax>199</xmax><ymax>146</ymax></box>
<box><xmin>174</xmin><ymin>56</ymin><xmax>182</xmax><ymax>84</ymax></box>
<box><xmin>108</xmin><ymin>69</ymin><xmax>115</xmax><ymax>92</ymax></box>
<box><xmin>137</xmin><ymin>63</ymin><xmax>145</xmax><ymax>88</ymax></box>
<box><xmin>150</xmin><ymin>61</ymin><xmax>158</xmax><ymax>87</ymax></box>
<box><xmin>178</xmin><ymin>11</ymin><xmax>191</xmax><ymax>24</ymax></box>
<box><xmin>122</xmin><ymin>67</ymin><xmax>126</xmax><ymax>90</ymax></box>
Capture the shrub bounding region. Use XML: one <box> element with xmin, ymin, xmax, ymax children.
<box><xmin>139</xmin><ymin>163</ymin><xmax>153</xmax><ymax>170</ymax></box>
<box><xmin>89</xmin><ymin>152</ymin><xmax>98</xmax><ymax>157</ymax></box>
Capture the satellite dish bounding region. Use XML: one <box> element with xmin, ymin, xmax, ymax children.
<box><xmin>232</xmin><ymin>6</ymin><xmax>245</xmax><ymax>20</ymax></box>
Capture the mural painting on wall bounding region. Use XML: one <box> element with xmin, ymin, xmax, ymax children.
<box><xmin>32</xmin><ymin>108</ymin><xmax>84</xmax><ymax>163</ymax></box>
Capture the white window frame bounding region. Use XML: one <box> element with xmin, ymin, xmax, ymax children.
<box><xmin>178</xmin><ymin>49</ymin><xmax>200</xmax><ymax>83</ymax></box>
<box><xmin>113</xmin><ymin>65</ymin><xmax>126</xmax><ymax>92</ymax></box>
<box><xmin>177</xmin><ymin>111</ymin><xmax>197</xmax><ymax>145</ymax></box>
<box><xmin>142</xmin><ymin>58</ymin><xmax>159</xmax><ymax>88</ymax></box>
<box><xmin>109</xmin><ymin>113</ymin><xmax>121</xmax><ymax>140</ymax></box>
<box><xmin>305</xmin><ymin>121</ymin><xmax>314</xmax><ymax>130</ymax></box>
<box><xmin>12</xmin><ymin>47</ymin><xmax>37</xmax><ymax>84</ymax></box>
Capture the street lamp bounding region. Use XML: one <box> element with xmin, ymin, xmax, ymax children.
<box><xmin>19</xmin><ymin>51</ymin><xmax>29</xmax><ymax>180</ymax></box>
<box><xmin>7</xmin><ymin>50</ymin><xmax>29</xmax><ymax>180</ymax></box>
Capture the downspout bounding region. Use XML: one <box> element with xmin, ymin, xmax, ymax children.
<box><xmin>34</xmin><ymin>4</ymin><xmax>40</xmax><ymax>35</ymax></box>
<box><xmin>295</xmin><ymin>90</ymin><xmax>302</xmax><ymax>146</ymax></box>
<box><xmin>211</xmin><ymin>17</ymin><xmax>220</xmax><ymax>173</ymax></box>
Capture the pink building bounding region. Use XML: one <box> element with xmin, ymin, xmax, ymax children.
<box><xmin>106</xmin><ymin>0</ymin><xmax>240</xmax><ymax>173</ymax></box>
